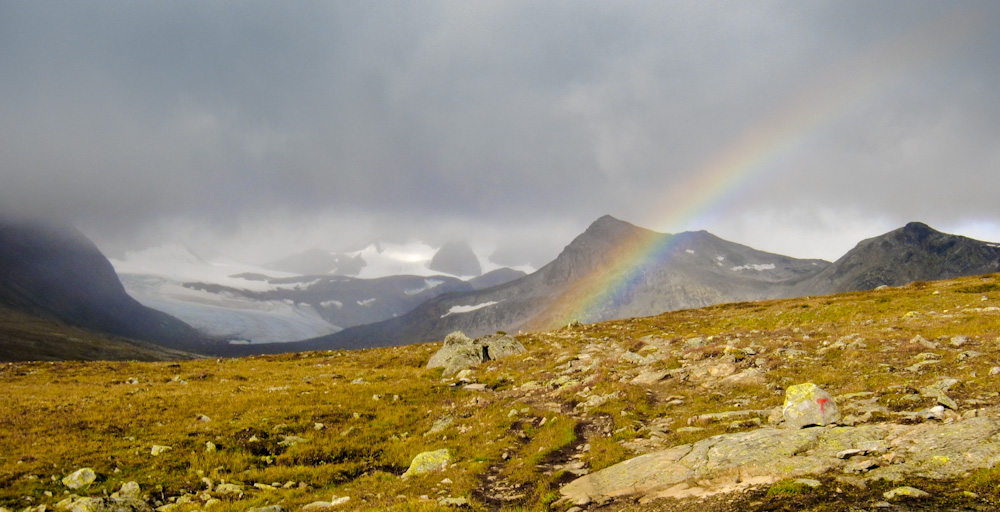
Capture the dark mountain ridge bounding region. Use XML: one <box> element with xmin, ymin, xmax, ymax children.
<box><xmin>794</xmin><ymin>221</ymin><xmax>1000</xmax><ymax>295</ymax></box>
<box><xmin>0</xmin><ymin>220</ymin><xmax>208</xmax><ymax>353</ymax></box>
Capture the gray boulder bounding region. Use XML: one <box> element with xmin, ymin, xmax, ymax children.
<box><xmin>427</xmin><ymin>331</ymin><xmax>525</xmax><ymax>376</ymax></box>
<box><xmin>782</xmin><ymin>383</ymin><xmax>841</xmax><ymax>428</ymax></box>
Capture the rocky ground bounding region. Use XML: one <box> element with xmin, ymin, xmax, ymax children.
<box><xmin>3</xmin><ymin>275</ymin><xmax>1000</xmax><ymax>511</ymax></box>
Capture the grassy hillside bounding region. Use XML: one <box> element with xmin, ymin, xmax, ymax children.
<box><xmin>3</xmin><ymin>274</ymin><xmax>1000</xmax><ymax>511</ymax></box>
<box><xmin>0</xmin><ymin>305</ymin><xmax>200</xmax><ymax>362</ymax></box>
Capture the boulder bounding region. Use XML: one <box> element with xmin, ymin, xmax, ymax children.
<box><xmin>427</xmin><ymin>332</ymin><xmax>526</xmax><ymax>376</ymax></box>
<box><xmin>402</xmin><ymin>449</ymin><xmax>451</xmax><ymax>479</ymax></box>
<box><xmin>559</xmin><ymin>416</ymin><xmax>1000</xmax><ymax>505</ymax></box>
<box><xmin>62</xmin><ymin>468</ymin><xmax>97</xmax><ymax>489</ymax></box>
<box><xmin>782</xmin><ymin>383</ymin><xmax>841</xmax><ymax>428</ymax></box>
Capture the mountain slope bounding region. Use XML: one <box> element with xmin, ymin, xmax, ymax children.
<box><xmin>795</xmin><ymin>221</ymin><xmax>1000</xmax><ymax>295</ymax></box>
<box><xmin>0</xmin><ymin>220</ymin><xmax>208</xmax><ymax>353</ymax></box>
<box><xmin>0</xmin><ymin>304</ymin><xmax>198</xmax><ymax>361</ymax></box>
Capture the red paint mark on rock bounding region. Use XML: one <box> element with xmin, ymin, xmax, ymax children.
<box><xmin>817</xmin><ymin>398</ymin><xmax>829</xmax><ymax>413</ymax></box>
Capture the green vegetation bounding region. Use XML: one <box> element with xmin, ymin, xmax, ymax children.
<box><xmin>3</xmin><ymin>273</ymin><xmax>1000</xmax><ymax>511</ymax></box>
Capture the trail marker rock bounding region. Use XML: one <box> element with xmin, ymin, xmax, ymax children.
<box><xmin>782</xmin><ymin>383</ymin><xmax>841</xmax><ymax>428</ymax></box>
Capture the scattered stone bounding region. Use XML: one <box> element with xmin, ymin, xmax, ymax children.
<box><xmin>214</xmin><ymin>483</ymin><xmax>243</xmax><ymax>499</ymax></box>
<box><xmin>619</xmin><ymin>351</ymin><xmax>655</xmax><ymax>366</ymax></box>
<box><xmin>402</xmin><ymin>449</ymin><xmax>451</xmax><ymax>479</ymax></box>
<box><xmin>150</xmin><ymin>445</ymin><xmax>172</xmax><ymax>456</ymax></box>
<box><xmin>684</xmin><ymin>337</ymin><xmax>707</xmax><ymax>349</ymax></box>
<box><xmin>991</xmin><ymin>367</ymin><xmax>1000</xmax><ymax>376</ymax></box>
<box><xmin>794</xmin><ymin>478</ymin><xmax>822</xmax><ymax>489</ymax></box>
<box><xmin>958</xmin><ymin>350</ymin><xmax>985</xmax><ymax>360</ymax></box>
<box><xmin>883</xmin><ymin>486</ymin><xmax>930</xmax><ymax>500</ymax></box>
<box><xmin>62</xmin><ymin>468</ymin><xmax>97</xmax><ymax>489</ymax></box>
<box><xmin>248</xmin><ymin>506</ymin><xmax>285</xmax><ymax>512</ymax></box>
<box><xmin>196</xmin><ymin>414</ymin><xmax>211</xmax><ymax>423</ymax></box>
<box><xmin>782</xmin><ymin>383</ymin><xmax>841</xmax><ymax>428</ymax></box>
<box><xmin>205</xmin><ymin>441</ymin><xmax>217</xmax><ymax>453</ymax></box>
<box><xmin>424</xmin><ymin>415</ymin><xmax>454</xmax><ymax>437</ymax></box>
<box><xmin>437</xmin><ymin>496</ymin><xmax>469</xmax><ymax>507</ymax></box>
<box><xmin>950</xmin><ymin>336</ymin><xmax>969</xmax><ymax>347</ymax></box>
<box><xmin>462</xmin><ymin>383</ymin><xmax>488</xmax><ymax>392</ymax></box>
<box><xmin>426</xmin><ymin>332</ymin><xmax>526</xmax><ymax>376</ymax></box>
<box><xmin>906</xmin><ymin>360</ymin><xmax>939</xmax><ymax>372</ymax></box>
<box><xmin>278</xmin><ymin>435</ymin><xmax>309</xmax><ymax>447</ymax></box>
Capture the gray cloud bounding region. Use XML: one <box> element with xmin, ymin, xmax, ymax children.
<box><xmin>1</xmin><ymin>1</ymin><xmax>998</xmax><ymax>266</ymax></box>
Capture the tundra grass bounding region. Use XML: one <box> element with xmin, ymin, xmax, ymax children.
<box><xmin>3</xmin><ymin>273</ymin><xmax>1000</xmax><ymax>511</ymax></box>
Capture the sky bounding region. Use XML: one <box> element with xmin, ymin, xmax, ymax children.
<box><xmin>2</xmin><ymin>1</ymin><xmax>999</xmax><ymax>268</ymax></box>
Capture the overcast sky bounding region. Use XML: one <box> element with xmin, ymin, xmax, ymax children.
<box><xmin>2</xmin><ymin>1</ymin><xmax>999</xmax><ymax>267</ymax></box>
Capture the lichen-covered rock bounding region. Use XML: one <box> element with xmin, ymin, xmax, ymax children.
<box><xmin>402</xmin><ymin>449</ymin><xmax>451</xmax><ymax>479</ymax></box>
<box><xmin>426</xmin><ymin>332</ymin><xmax>525</xmax><ymax>376</ymax></box>
<box><xmin>62</xmin><ymin>467</ymin><xmax>97</xmax><ymax>489</ymax></box>
<box><xmin>560</xmin><ymin>416</ymin><xmax>1000</xmax><ymax>506</ymax></box>
<box><xmin>782</xmin><ymin>383</ymin><xmax>840</xmax><ymax>428</ymax></box>
<box><xmin>214</xmin><ymin>483</ymin><xmax>244</xmax><ymax>499</ymax></box>
<box><xmin>247</xmin><ymin>506</ymin><xmax>285</xmax><ymax>512</ymax></box>
<box><xmin>884</xmin><ymin>486</ymin><xmax>930</xmax><ymax>500</ymax></box>
<box><xmin>150</xmin><ymin>445</ymin><xmax>172</xmax><ymax>456</ymax></box>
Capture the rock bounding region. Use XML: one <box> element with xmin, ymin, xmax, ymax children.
<box><xmin>248</xmin><ymin>507</ymin><xmax>285</xmax><ymax>512</ymax></box>
<box><xmin>402</xmin><ymin>449</ymin><xmax>451</xmax><ymax>479</ymax></box>
<box><xmin>631</xmin><ymin>370</ymin><xmax>669</xmax><ymax>385</ymax></box>
<box><xmin>883</xmin><ymin>486</ymin><xmax>930</xmax><ymax>500</ymax></box>
<box><xmin>278</xmin><ymin>435</ymin><xmax>309</xmax><ymax>447</ymax></box>
<box><xmin>794</xmin><ymin>478</ymin><xmax>822</xmax><ymax>488</ymax></box>
<box><xmin>437</xmin><ymin>496</ymin><xmax>469</xmax><ymax>507</ymax></box>
<box><xmin>116</xmin><ymin>481</ymin><xmax>142</xmax><ymax>501</ymax></box>
<box><xmin>950</xmin><ymin>336</ymin><xmax>969</xmax><ymax>347</ymax></box>
<box><xmin>150</xmin><ymin>445</ymin><xmax>172</xmax><ymax>456</ymax></box>
<box><xmin>214</xmin><ymin>483</ymin><xmax>244</xmax><ymax>499</ymax></box>
<box><xmin>619</xmin><ymin>351</ymin><xmax>654</xmax><ymax>365</ymax></box>
<box><xmin>196</xmin><ymin>414</ymin><xmax>211</xmax><ymax>422</ymax></box>
<box><xmin>62</xmin><ymin>468</ymin><xmax>97</xmax><ymax>489</ymax></box>
<box><xmin>684</xmin><ymin>337</ymin><xmax>707</xmax><ymax>348</ymax></box>
<box><xmin>560</xmin><ymin>416</ymin><xmax>1000</xmax><ymax>504</ymax></box>
<box><xmin>205</xmin><ymin>441</ymin><xmax>217</xmax><ymax>453</ymax></box>
<box><xmin>426</xmin><ymin>332</ymin><xmax>526</xmax><ymax>376</ymax></box>
<box><xmin>782</xmin><ymin>383</ymin><xmax>841</xmax><ymax>428</ymax></box>
<box><xmin>424</xmin><ymin>415</ymin><xmax>454</xmax><ymax>437</ymax></box>
<box><xmin>301</xmin><ymin>496</ymin><xmax>349</xmax><ymax>511</ymax></box>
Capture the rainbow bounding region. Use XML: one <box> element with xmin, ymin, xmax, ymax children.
<box><xmin>527</xmin><ymin>9</ymin><xmax>982</xmax><ymax>329</ymax></box>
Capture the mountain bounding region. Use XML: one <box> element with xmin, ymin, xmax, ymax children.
<box><xmin>428</xmin><ymin>240</ymin><xmax>482</xmax><ymax>277</ymax></box>
<box><xmin>794</xmin><ymin>221</ymin><xmax>1000</xmax><ymax>295</ymax></box>
<box><xmin>233</xmin><ymin>216</ymin><xmax>829</xmax><ymax>353</ymax></box>
<box><xmin>234</xmin><ymin>216</ymin><xmax>1000</xmax><ymax>355</ymax></box>
<box><xmin>0</xmin><ymin>220</ymin><xmax>208</xmax><ymax>353</ymax></box>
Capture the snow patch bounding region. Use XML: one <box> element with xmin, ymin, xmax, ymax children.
<box><xmin>685</xmin><ymin>249</ymin><xmax>695</xmax><ymax>255</ymax></box>
<box><xmin>730</xmin><ymin>263</ymin><xmax>777</xmax><ymax>272</ymax></box>
<box><xmin>320</xmin><ymin>300</ymin><xmax>343</xmax><ymax>309</ymax></box>
<box><xmin>357</xmin><ymin>298</ymin><xmax>377</xmax><ymax>306</ymax></box>
<box><xmin>404</xmin><ymin>279</ymin><xmax>445</xmax><ymax>296</ymax></box>
<box><xmin>441</xmin><ymin>300</ymin><xmax>502</xmax><ymax>318</ymax></box>
<box><xmin>716</xmin><ymin>256</ymin><xmax>725</xmax><ymax>261</ymax></box>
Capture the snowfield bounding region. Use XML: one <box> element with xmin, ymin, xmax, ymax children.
<box><xmin>119</xmin><ymin>274</ymin><xmax>341</xmax><ymax>343</ymax></box>
<box><xmin>440</xmin><ymin>300</ymin><xmax>502</xmax><ymax>318</ymax></box>
<box><xmin>730</xmin><ymin>263</ymin><xmax>777</xmax><ymax>271</ymax></box>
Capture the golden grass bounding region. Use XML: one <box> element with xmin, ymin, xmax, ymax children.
<box><xmin>4</xmin><ymin>273</ymin><xmax>1000</xmax><ymax>510</ymax></box>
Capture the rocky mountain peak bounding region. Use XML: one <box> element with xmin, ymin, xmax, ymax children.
<box><xmin>429</xmin><ymin>240</ymin><xmax>482</xmax><ymax>277</ymax></box>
